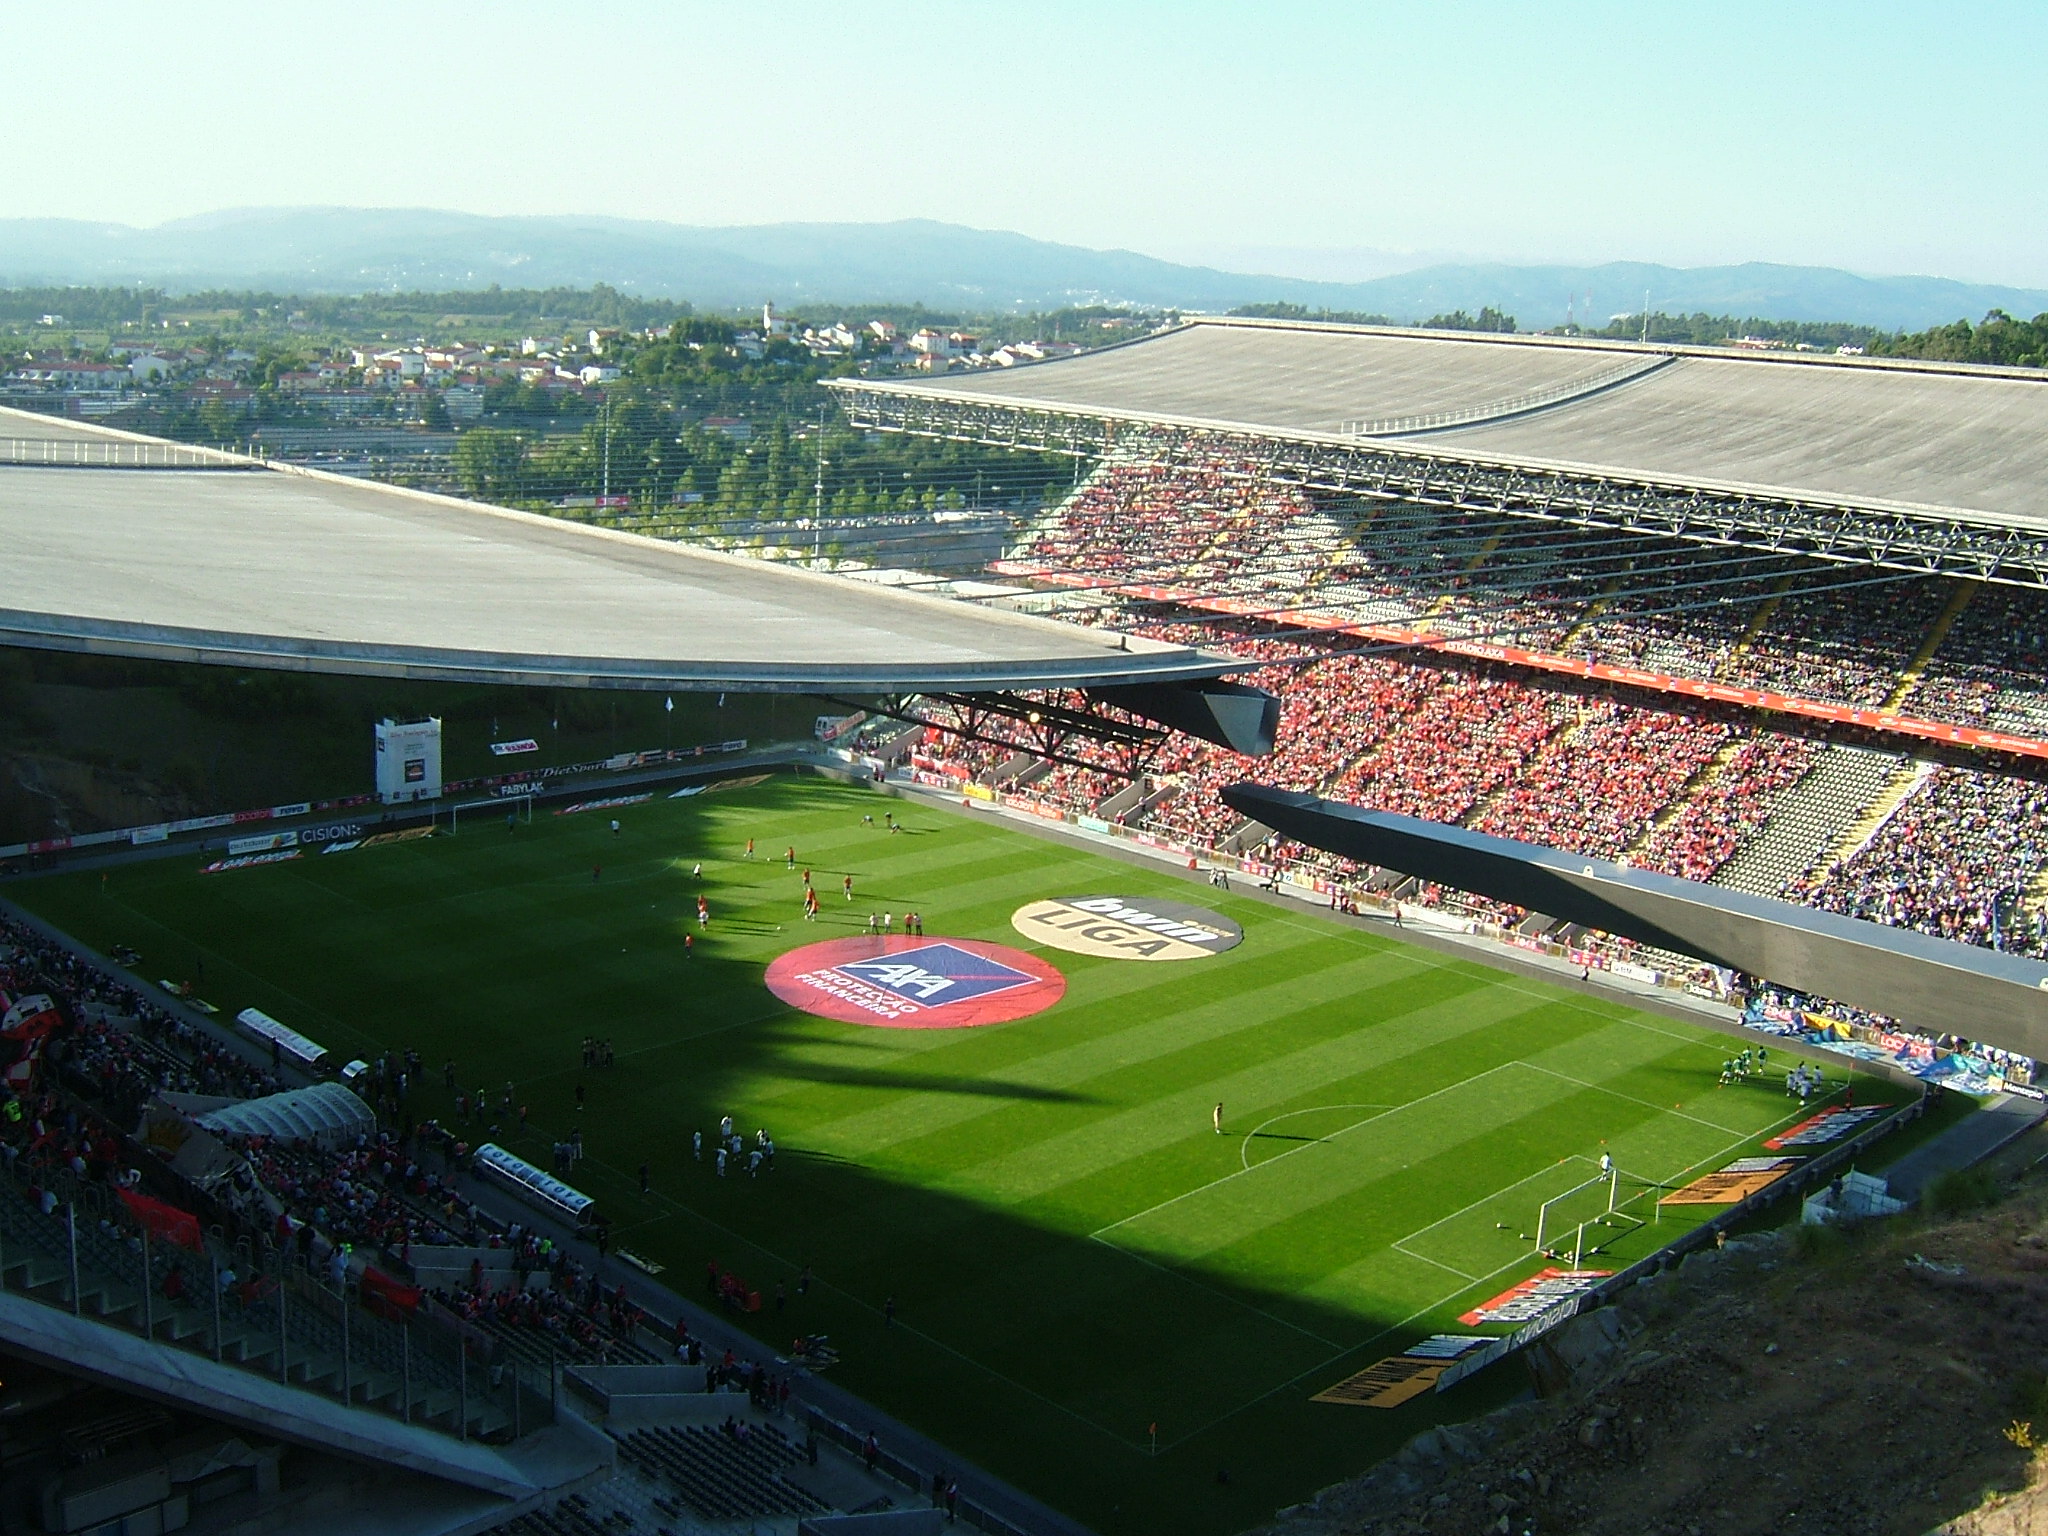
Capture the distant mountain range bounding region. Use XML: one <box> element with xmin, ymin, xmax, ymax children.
<box><xmin>1</xmin><ymin>207</ymin><xmax>2042</xmax><ymax>331</ymax></box>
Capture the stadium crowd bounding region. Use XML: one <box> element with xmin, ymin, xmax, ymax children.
<box><xmin>1788</xmin><ymin>768</ymin><xmax>2048</xmax><ymax>957</ymax></box>
<box><xmin>1468</xmin><ymin>702</ymin><xmax>1730</xmax><ymax>860</ymax></box>
<box><xmin>1634</xmin><ymin>734</ymin><xmax>1822</xmax><ymax>883</ymax></box>
<box><xmin>1907</xmin><ymin>583</ymin><xmax>2048</xmax><ymax>734</ymax></box>
<box><xmin>1331</xmin><ymin>670</ymin><xmax>1573</xmax><ymax>823</ymax></box>
<box><xmin>0</xmin><ymin>914</ymin><xmax>657</xmax><ymax>1369</ymax></box>
<box><xmin>1730</xmin><ymin>580</ymin><xmax>1953</xmax><ymax>707</ymax></box>
<box><xmin>916</xmin><ymin>450</ymin><xmax>2048</xmax><ymax>1005</ymax></box>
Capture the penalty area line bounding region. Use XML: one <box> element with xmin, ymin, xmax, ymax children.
<box><xmin>1092</xmin><ymin>1061</ymin><xmax>1526</xmax><ymax>1239</ymax></box>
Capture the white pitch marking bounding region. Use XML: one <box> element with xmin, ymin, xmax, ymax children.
<box><xmin>1238</xmin><ymin>1103</ymin><xmax>1395</xmax><ymax>1173</ymax></box>
<box><xmin>1091</xmin><ymin>1061</ymin><xmax>1526</xmax><ymax>1238</ymax></box>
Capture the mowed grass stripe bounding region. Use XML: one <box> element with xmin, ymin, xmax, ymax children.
<box><xmin>1106</xmin><ymin>1058</ymin><xmax>1631</xmax><ymax>1263</ymax></box>
<box><xmin>1032</xmin><ymin>1001</ymin><xmax>1638</xmax><ymax>1231</ymax></box>
<box><xmin>947</xmin><ymin>973</ymin><xmax>1560</xmax><ymax>1205</ymax></box>
<box><xmin>803</xmin><ymin>939</ymin><xmax>1425</xmax><ymax>1157</ymax></box>
<box><xmin>15</xmin><ymin>777</ymin><xmax>1915</xmax><ymax>1536</ymax></box>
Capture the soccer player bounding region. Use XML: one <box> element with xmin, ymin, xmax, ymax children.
<box><xmin>745</xmin><ymin>838</ymin><xmax>755</xmax><ymax>859</ymax></box>
<box><xmin>882</xmin><ymin>912</ymin><xmax>892</xmax><ymax>934</ymax></box>
<box><xmin>697</xmin><ymin>896</ymin><xmax>710</xmax><ymax>928</ymax></box>
<box><xmin>1213</xmin><ymin>1102</ymin><xmax>1224</xmax><ymax>1135</ymax></box>
<box><xmin>844</xmin><ymin>873</ymin><xmax>854</xmax><ymax>900</ymax></box>
<box><xmin>786</xmin><ymin>846</ymin><xmax>796</xmax><ymax>869</ymax></box>
<box><xmin>693</xmin><ymin>1130</ymin><xmax>703</xmax><ymax>1160</ymax></box>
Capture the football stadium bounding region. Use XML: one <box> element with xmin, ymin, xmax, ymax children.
<box><xmin>4</xmin><ymin>319</ymin><xmax>2048</xmax><ymax>1536</ymax></box>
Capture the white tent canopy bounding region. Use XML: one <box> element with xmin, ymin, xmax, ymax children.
<box><xmin>196</xmin><ymin>1081</ymin><xmax>375</xmax><ymax>1149</ymax></box>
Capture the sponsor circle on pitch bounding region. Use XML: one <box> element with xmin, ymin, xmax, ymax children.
<box><xmin>766</xmin><ymin>935</ymin><xmax>1064</xmax><ymax>1029</ymax></box>
<box><xmin>1011</xmin><ymin>894</ymin><xmax>1243</xmax><ymax>961</ymax></box>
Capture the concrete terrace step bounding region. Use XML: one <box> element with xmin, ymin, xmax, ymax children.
<box><xmin>1713</xmin><ymin>744</ymin><xmax>1904</xmax><ymax>897</ymax></box>
<box><xmin>1821</xmin><ymin>759</ymin><xmax>1934</xmax><ymax>869</ymax></box>
<box><xmin>1885</xmin><ymin>576</ymin><xmax>1979</xmax><ymax>710</ymax></box>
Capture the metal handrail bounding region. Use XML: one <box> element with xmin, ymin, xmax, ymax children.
<box><xmin>1340</xmin><ymin>353</ymin><xmax>1675</xmax><ymax>438</ymax></box>
<box><xmin>0</xmin><ymin>436</ymin><xmax>255</xmax><ymax>470</ymax></box>
<box><xmin>0</xmin><ymin>1159</ymin><xmax>545</xmax><ymax>1440</ymax></box>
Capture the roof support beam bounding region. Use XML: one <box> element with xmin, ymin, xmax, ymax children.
<box><xmin>1222</xmin><ymin>783</ymin><xmax>2048</xmax><ymax>1057</ymax></box>
<box><xmin>832</xmin><ymin>387</ymin><xmax>2048</xmax><ymax>588</ymax></box>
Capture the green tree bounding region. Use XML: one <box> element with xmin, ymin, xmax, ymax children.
<box><xmin>453</xmin><ymin>428</ymin><xmax>526</xmax><ymax>499</ymax></box>
<box><xmin>1422</xmin><ymin>307</ymin><xmax>1517</xmax><ymax>333</ymax></box>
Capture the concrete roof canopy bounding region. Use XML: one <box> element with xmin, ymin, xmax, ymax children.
<box><xmin>0</xmin><ymin>407</ymin><xmax>1228</xmax><ymax>694</ymax></box>
<box><xmin>847</xmin><ymin>317</ymin><xmax>2048</xmax><ymax>531</ymax></box>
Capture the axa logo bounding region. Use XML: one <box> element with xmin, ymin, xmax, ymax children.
<box><xmin>835</xmin><ymin>944</ymin><xmax>1034</xmax><ymax>1005</ymax></box>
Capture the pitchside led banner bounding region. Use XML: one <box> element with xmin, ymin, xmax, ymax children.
<box><xmin>374</xmin><ymin>716</ymin><xmax>443</xmax><ymax>804</ymax></box>
<box><xmin>1012</xmin><ymin>895</ymin><xmax>1243</xmax><ymax>961</ymax></box>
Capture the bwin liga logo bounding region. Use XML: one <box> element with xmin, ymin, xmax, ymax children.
<box><xmin>1012</xmin><ymin>895</ymin><xmax>1244</xmax><ymax>961</ymax></box>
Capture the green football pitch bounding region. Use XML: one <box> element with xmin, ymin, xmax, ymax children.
<box><xmin>12</xmin><ymin>774</ymin><xmax>1912</xmax><ymax>1534</ymax></box>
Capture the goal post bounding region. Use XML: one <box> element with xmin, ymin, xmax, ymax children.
<box><xmin>447</xmin><ymin>794</ymin><xmax>534</xmax><ymax>834</ymax></box>
<box><xmin>1534</xmin><ymin>1164</ymin><xmax>1645</xmax><ymax>1263</ymax></box>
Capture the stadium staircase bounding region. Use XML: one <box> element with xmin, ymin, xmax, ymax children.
<box><xmin>1884</xmin><ymin>577</ymin><xmax>1979</xmax><ymax>710</ymax></box>
<box><xmin>1553</xmin><ymin>579</ymin><xmax>1620</xmax><ymax>654</ymax></box>
<box><xmin>610</xmin><ymin>1422</ymin><xmax>827</xmax><ymax>1522</ymax></box>
<box><xmin>1817</xmin><ymin>760</ymin><xmax>1937</xmax><ymax>869</ymax></box>
<box><xmin>1222</xmin><ymin>818</ymin><xmax>1272</xmax><ymax>855</ymax></box>
<box><xmin>1423</xmin><ymin>530</ymin><xmax>1506</xmax><ymax>620</ymax></box>
<box><xmin>990</xmin><ymin>753</ymin><xmax>1040</xmax><ymax>787</ymax></box>
<box><xmin>1094</xmin><ymin>779</ymin><xmax>1152</xmax><ymax>821</ymax></box>
<box><xmin>1713</xmin><ymin>576</ymin><xmax>1793</xmax><ymax>678</ymax></box>
<box><xmin>1709</xmin><ymin>744</ymin><xmax>1905</xmax><ymax>897</ymax></box>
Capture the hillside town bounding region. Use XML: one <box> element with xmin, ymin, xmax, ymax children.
<box><xmin>0</xmin><ymin>300</ymin><xmax>1106</xmax><ymax>429</ymax></box>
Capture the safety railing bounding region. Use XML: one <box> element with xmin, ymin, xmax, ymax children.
<box><xmin>0</xmin><ymin>1156</ymin><xmax>551</xmax><ymax>1442</ymax></box>
<box><xmin>1341</xmin><ymin>353</ymin><xmax>1674</xmax><ymax>438</ymax></box>
<box><xmin>0</xmin><ymin>437</ymin><xmax>255</xmax><ymax>470</ymax></box>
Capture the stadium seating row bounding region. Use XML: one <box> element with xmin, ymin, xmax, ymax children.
<box><xmin>924</xmin><ymin>453</ymin><xmax>2048</xmax><ymax>1059</ymax></box>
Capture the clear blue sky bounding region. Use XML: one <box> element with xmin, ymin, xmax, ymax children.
<box><xmin>6</xmin><ymin>0</ymin><xmax>2042</xmax><ymax>285</ymax></box>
